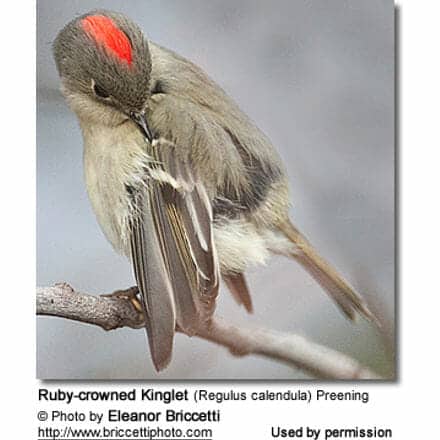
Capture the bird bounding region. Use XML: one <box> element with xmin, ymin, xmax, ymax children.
<box><xmin>53</xmin><ymin>10</ymin><xmax>375</xmax><ymax>371</ymax></box>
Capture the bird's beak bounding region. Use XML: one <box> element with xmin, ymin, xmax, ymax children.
<box><xmin>130</xmin><ymin>111</ymin><xmax>153</xmax><ymax>143</ymax></box>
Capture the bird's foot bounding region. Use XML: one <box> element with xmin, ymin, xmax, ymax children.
<box><xmin>101</xmin><ymin>286</ymin><xmax>143</xmax><ymax>314</ymax></box>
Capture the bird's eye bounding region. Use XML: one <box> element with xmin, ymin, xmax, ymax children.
<box><xmin>93</xmin><ymin>83</ymin><xmax>110</xmax><ymax>99</ymax></box>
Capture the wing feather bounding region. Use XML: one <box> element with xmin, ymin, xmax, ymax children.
<box><xmin>130</xmin><ymin>140</ymin><xmax>219</xmax><ymax>370</ymax></box>
<box><xmin>130</xmin><ymin>195</ymin><xmax>175</xmax><ymax>371</ymax></box>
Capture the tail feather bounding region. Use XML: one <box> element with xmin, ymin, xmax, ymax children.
<box><xmin>223</xmin><ymin>272</ymin><xmax>253</xmax><ymax>313</ymax></box>
<box><xmin>280</xmin><ymin>221</ymin><xmax>376</xmax><ymax>323</ymax></box>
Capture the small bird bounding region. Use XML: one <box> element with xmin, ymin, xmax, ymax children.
<box><xmin>53</xmin><ymin>10</ymin><xmax>375</xmax><ymax>371</ymax></box>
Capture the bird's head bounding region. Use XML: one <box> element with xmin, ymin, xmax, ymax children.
<box><xmin>53</xmin><ymin>10</ymin><xmax>153</xmax><ymax>138</ymax></box>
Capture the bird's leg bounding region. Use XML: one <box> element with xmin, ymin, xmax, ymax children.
<box><xmin>101</xmin><ymin>286</ymin><xmax>143</xmax><ymax>314</ymax></box>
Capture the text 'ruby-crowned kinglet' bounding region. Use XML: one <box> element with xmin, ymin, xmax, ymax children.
<box><xmin>53</xmin><ymin>10</ymin><xmax>375</xmax><ymax>371</ymax></box>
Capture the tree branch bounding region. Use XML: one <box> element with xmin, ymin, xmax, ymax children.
<box><xmin>37</xmin><ymin>283</ymin><xmax>381</xmax><ymax>379</ymax></box>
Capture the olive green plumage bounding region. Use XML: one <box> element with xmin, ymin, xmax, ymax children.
<box><xmin>53</xmin><ymin>10</ymin><xmax>374</xmax><ymax>371</ymax></box>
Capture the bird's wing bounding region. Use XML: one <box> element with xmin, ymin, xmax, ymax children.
<box><xmin>130</xmin><ymin>140</ymin><xmax>219</xmax><ymax>371</ymax></box>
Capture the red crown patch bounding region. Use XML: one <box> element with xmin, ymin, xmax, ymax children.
<box><xmin>81</xmin><ymin>15</ymin><xmax>132</xmax><ymax>65</ymax></box>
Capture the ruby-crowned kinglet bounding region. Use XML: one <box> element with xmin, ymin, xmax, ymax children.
<box><xmin>53</xmin><ymin>10</ymin><xmax>375</xmax><ymax>371</ymax></box>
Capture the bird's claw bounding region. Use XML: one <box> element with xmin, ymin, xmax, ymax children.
<box><xmin>101</xmin><ymin>286</ymin><xmax>143</xmax><ymax>313</ymax></box>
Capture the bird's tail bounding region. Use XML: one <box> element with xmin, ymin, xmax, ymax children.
<box><xmin>279</xmin><ymin>221</ymin><xmax>377</xmax><ymax>322</ymax></box>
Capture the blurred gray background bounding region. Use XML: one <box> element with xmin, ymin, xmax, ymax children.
<box><xmin>37</xmin><ymin>0</ymin><xmax>394</xmax><ymax>379</ymax></box>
